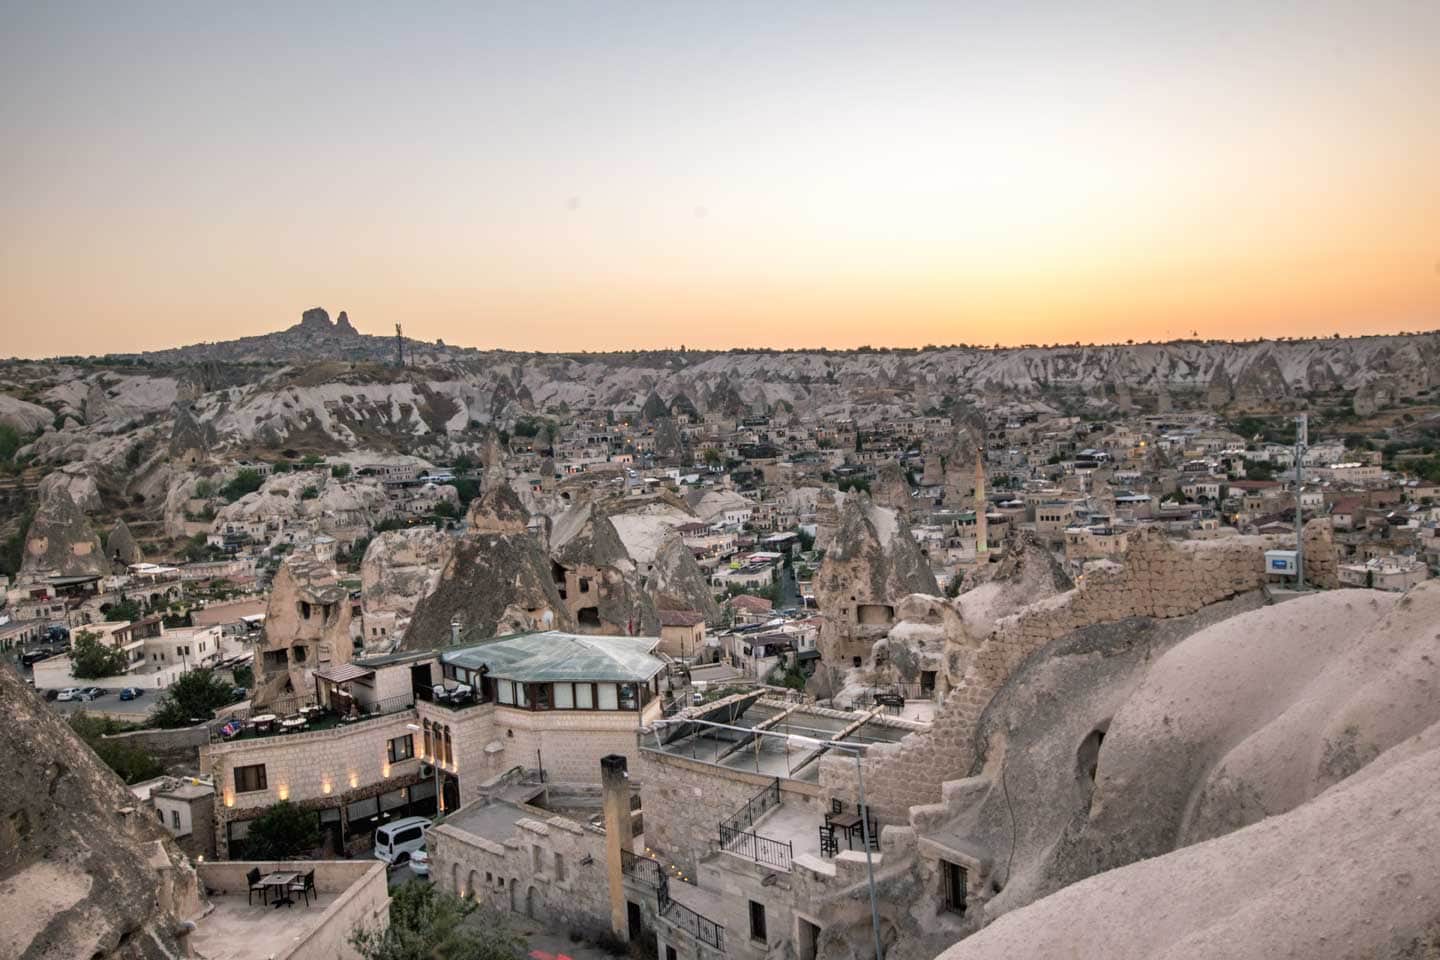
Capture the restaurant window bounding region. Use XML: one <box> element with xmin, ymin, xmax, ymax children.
<box><xmin>234</xmin><ymin>764</ymin><xmax>267</xmax><ymax>793</ymax></box>
<box><xmin>498</xmin><ymin>681</ymin><xmax>515</xmax><ymax>705</ymax></box>
<box><xmin>554</xmin><ymin>682</ymin><xmax>574</xmax><ymax>709</ymax></box>
<box><xmin>387</xmin><ymin>734</ymin><xmax>415</xmax><ymax>763</ymax></box>
<box><xmin>597</xmin><ymin>684</ymin><xmax>618</xmax><ymax>710</ymax></box>
<box><xmin>534</xmin><ymin>684</ymin><xmax>552</xmax><ymax>709</ymax></box>
<box><xmin>618</xmin><ymin>683</ymin><xmax>638</xmax><ymax>711</ymax></box>
<box><xmin>575</xmin><ymin>683</ymin><xmax>594</xmax><ymax>710</ymax></box>
<box><xmin>515</xmin><ymin>683</ymin><xmax>530</xmax><ymax>708</ymax></box>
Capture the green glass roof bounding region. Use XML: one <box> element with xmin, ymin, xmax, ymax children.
<box><xmin>442</xmin><ymin>631</ymin><xmax>664</xmax><ymax>683</ymax></box>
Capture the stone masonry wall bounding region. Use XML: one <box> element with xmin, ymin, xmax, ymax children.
<box><xmin>821</xmin><ymin>527</ymin><xmax>1336</xmax><ymax>821</ymax></box>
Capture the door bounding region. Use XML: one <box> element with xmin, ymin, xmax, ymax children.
<box><xmin>627</xmin><ymin>900</ymin><xmax>644</xmax><ymax>941</ymax></box>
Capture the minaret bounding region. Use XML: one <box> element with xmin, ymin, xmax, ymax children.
<box><xmin>974</xmin><ymin>455</ymin><xmax>988</xmax><ymax>556</ymax></box>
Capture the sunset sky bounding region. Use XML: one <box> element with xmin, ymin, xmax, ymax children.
<box><xmin>2</xmin><ymin>1</ymin><xmax>1438</xmax><ymax>357</ymax></box>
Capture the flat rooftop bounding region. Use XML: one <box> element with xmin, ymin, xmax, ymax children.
<box><xmin>446</xmin><ymin>798</ymin><xmax>532</xmax><ymax>840</ymax></box>
<box><xmin>189</xmin><ymin>892</ymin><xmax>341</xmax><ymax>960</ymax></box>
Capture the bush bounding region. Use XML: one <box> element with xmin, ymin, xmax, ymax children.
<box><xmin>220</xmin><ymin>468</ymin><xmax>264</xmax><ymax>502</ymax></box>
<box><xmin>148</xmin><ymin>668</ymin><xmax>236</xmax><ymax>728</ymax></box>
<box><xmin>301</xmin><ymin>485</ymin><xmax>320</xmax><ymax>500</ymax></box>
<box><xmin>331</xmin><ymin>464</ymin><xmax>352</xmax><ymax>479</ymax></box>
<box><xmin>71</xmin><ymin>629</ymin><xmax>130</xmax><ymax>679</ymax></box>
<box><xmin>351</xmin><ymin>882</ymin><xmax>525</xmax><ymax>960</ymax></box>
<box><xmin>245</xmin><ymin>801</ymin><xmax>321</xmax><ymax>859</ymax></box>
<box><xmin>69</xmin><ymin>713</ymin><xmax>164</xmax><ymax>784</ymax></box>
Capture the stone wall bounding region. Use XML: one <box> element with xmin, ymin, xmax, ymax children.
<box><xmin>821</xmin><ymin>528</ymin><xmax>1334</xmax><ymax>821</ymax></box>
<box><xmin>101</xmin><ymin>724</ymin><xmax>210</xmax><ymax>768</ymax></box>
<box><xmin>637</xmin><ymin>747</ymin><xmax>822</xmax><ymax>879</ymax></box>
<box><xmin>431</xmin><ymin>806</ymin><xmax>614</xmax><ymax>939</ymax></box>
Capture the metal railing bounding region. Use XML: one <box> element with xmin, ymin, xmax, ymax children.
<box><xmin>210</xmin><ymin>693</ymin><xmax>414</xmax><ymax>743</ymax></box>
<box><xmin>719</xmin><ymin>778</ymin><xmax>782</xmax><ymax>835</ymax></box>
<box><xmin>717</xmin><ymin>779</ymin><xmax>793</xmax><ymax>870</ymax></box>
<box><xmin>657</xmin><ymin>880</ymin><xmax>725</xmax><ymax>952</ymax></box>
<box><xmin>718</xmin><ymin>824</ymin><xmax>793</xmax><ymax>870</ymax></box>
<box><xmin>620</xmin><ymin>849</ymin><xmax>662</xmax><ymax>887</ymax></box>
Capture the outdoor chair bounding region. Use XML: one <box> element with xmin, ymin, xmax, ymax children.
<box><xmin>246</xmin><ymin>867</ymin><xmax>266</xmax><ymax>905</ymax></box>
<box><xmin>288</xmin><ymin>870</ymin><xmax>316</xmax><ymax>907</ymax></box>
<box><xmin>818</xmin><ymin>824</ymin><xmax>839</xmax><ymax>858</ymax></box>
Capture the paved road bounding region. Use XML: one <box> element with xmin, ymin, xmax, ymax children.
<box><xmin>48</xmin><ymin>695</ymin><xmax>157</xmax><ymax>718</ymax></box>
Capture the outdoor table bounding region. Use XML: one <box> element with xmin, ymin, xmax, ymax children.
<box><xmin>260</xmin><ymin>871</ymin><xmax>300</xmax><ymax>908</ymax></box>
<box><xmin>250</xmin><ymin>713</ymin><xmax>277</xmax><ymax>732</ymax></box>
<box><xmin>280</xmin><ymin>717</ymin><xmax>307</xmax><ymax>732</ymax></box>
<box><xmin>829</xmin><ymin>813</ymin><xmax>863</xmax><ymax>849</ymax></box>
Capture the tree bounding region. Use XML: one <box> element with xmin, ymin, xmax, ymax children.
<box><xmin>106</xmin><ymin>596</ymin><xmax>143</xmax><ymax>622</ymax></box>
<box><xmin>351</xmin><ymin>881</ymin><xmax>524</xmax><ymax>960</ymax></box>
<box><xmin>220</xmin><ymin>468</ymin><xmax>264</xmax><ymax>502</ymax></box>
<box><xmin>71</xmin><ymin>629</ymin><xmax>129</xmax><ymax>679</ymax></box>
<box><xmin>246</xmin><ymin>800</ymin><xmax>321</xmax><ymax>859</ymax></box>
<box><xmin>702</xmin><ymin>447</ymin><xmax>723</xmax><ymax>468</ymax></box>
<box><xmin>148</xmin><ymin>668</ymin><xmax>236</xmax><ymax>728</ymax></box>
<box><xmin>301</xmin><ymin>485</ymin><xmax>320</xmax><ymax>500</ymax></box>
<box><xmin>331</xmin><ymin>463</ymin><xmax>352</xmax><ymax>479</ymax></box>
<box><xmin>69</xmin><ymin>713</ymin><xmax>164</xmax><ymax>784</ymax></box>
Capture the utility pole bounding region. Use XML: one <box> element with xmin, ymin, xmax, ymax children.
<box><xmin>1294</xmin><ymin>413</ymin><xmax>1307</xmax><ymax>590</ymax></box>
<box><xmin>394</xmin><ymin>323</ymin><xmax>404</xmax><ymax>368</ymax></box>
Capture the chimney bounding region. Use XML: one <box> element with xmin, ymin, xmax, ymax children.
<box><xmin>600</xmin><ymin>754</ymin><xmax>634</xmax><ymax>939</ymax></box>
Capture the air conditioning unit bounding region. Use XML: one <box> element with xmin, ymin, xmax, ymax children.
<box><xmin>419</xmin><ymin>763</ymin><xmax>434</xmax><ymax>778</ymax></box>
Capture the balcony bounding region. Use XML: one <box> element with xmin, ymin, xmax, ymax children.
<box><xmin>210</xmin><ymin>694</ymin><xmax>415</xmax><ymax>744</ymax></box>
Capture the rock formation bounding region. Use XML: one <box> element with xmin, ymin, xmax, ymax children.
<box><xmin>548</xmin><ymin>498</ymin><xmax>659</xmax><ymax>635</ymax></box>
<box><xmin>925</xmin><ymin>583</ymin><xmax>1440</xmax><ymax>960</ymax></box>
<box><xmin>0</xmin><ymin>393</ymin><xmax>52</xmax><ymax>434</ymax></box>
<box><xmin>644</xmin><ymin>533</ymin><xmax>722</xmax><ymax>622</ymax></box>
<box><xmin>359</xmin><ymin>528</ymin><xmax>454</xmax><ymax>653</ymax></box>
<box><xmin>20</xmin><ymin>483</ymin><xmax>107</xmax><ymax>577</ymax></box>
<box><xmin>104</xmin><ymin>519</ymin><xmax>144</xmax><ymax>567</ymax></box>
<box><xmin>252</xmin><ymin>547</ymin><xmax>354</xmax><ymax>705</ymax></box>
<box><xmin>0</xmin><ymin>667</ymin><xmax>201</xmax><ymax>960</ymax></box>
<box><xmin>402</xmin><ymin>531</ymin><xmax>573</xmax><ymax>648</ymax></box>
<box><xmin>812</xmin><ymin>492</ymin><xmax>939</xmax><ymax>676</ymax></box>
<box><xmin>466</xmin><ymin>483</ymin><xmax>530</xmax><ymax>535</ymax></box>
<box><xmin>167</xmin><ymin>401</ymin><xmax>214</xmax><ymax>465</ymax></box>
<box><xmin>871</xmin><ymin>460</ymin><xmax>913</xmax><ymax>516</ymax></box>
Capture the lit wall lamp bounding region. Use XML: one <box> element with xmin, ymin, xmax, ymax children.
<box><xmin>349</xmin><ymin>772</ymin><xmax>359</xmax><ymax>789</ymax></box>
<box><xmin>224</xmin><ymin>792</ymin><xmax>235</xmax><ymax>808</ymax></box>
<box><xmin>322</xmin><ymin>779</ymin><xmax>333</xmax><ymax>795</ymax></box>
<box><xmin>277</xmin><ymin>785</ymin><xmax>289</xmax><ymax>801</ymax></box>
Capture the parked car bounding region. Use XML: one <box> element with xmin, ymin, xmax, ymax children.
<box><xmin>56</xmin><ymin>687</ymin><xmax>81</xmax><ymax>702</ymax></box>
<box><xmin>373</xmin><ymin>817</ymin><xmax>431</xmax><ymax>866</ymax></box>
<box><xmin>407</xmin><ymin>844</ymin><xmax>430</xmax><ymax>877</ymax></box>
<box><xmin>77</xmin><ymin>686</ymin><xmax>105</xmax><ymax>701</ymax></box>
<box><xmin>119</xmin><ymin>687</ymin><xmax>144</xmax><ymax>701</ymax></box>
<box><xmin>44</xmin><ymin>689</ymin><xmax>59</xmax><ymax>701</ymax></box>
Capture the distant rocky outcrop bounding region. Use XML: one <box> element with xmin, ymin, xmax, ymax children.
<box><xmin>644</xmin><ymin>534</ymin><xmax>722</xmax><ymax>622</ymax></box>
<box><xmin>0</xmin><ymin>667</ymin><xmax>201</xmax><ymax>960</ymax></box>
<box><xmin>466</xmin><ymin>483</ymin><xmax>530</xmax><ymax>535</ymax></box>
<box><xmin>359</xmin><ymin>528</ymin><xmax>454</xmax><ymax>652</ymax></box>
<box><xmin>21</xmin><ymin>483</ymin><xmax>107</xmax><ymax>577</ymax></box>
<box><xmin>104</xmin><ymin>519</ymin><xmax>144</xmax><ymax>567</ymax></box>
<box><xmin>0</xmin><ymin>394</ymin><xmax>52</xmax><ymax>434</ymax></box>
<box><xmin>403</xmin><ymin>531</ymin><xmax>573</xmax><ymax>648</ymax></box>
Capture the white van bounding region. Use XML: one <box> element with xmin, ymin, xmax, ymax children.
<box><xmin>373</xmin><ymin>816</ymin><xmax>431</xmax><ymax>866</ymax></box>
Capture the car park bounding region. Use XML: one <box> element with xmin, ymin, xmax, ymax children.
<box><xmin>56</xmin><ymin>687</ymin><xmax>81</xmax><ymax>702</ymax></box>
<box><xmin>119</xmin><ymin>687</ymin><xmax>144</xmax><ymax>701</ymax></box>
<box><xmin>78</xmin><ymin>686</ymin><xmax>105</xmax><ymax>701</ymax></box>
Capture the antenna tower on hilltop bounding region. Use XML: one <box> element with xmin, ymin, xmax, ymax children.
<box><xmin>395</xmin><ymin>323</ymin><xmax>404</xmax><ymax>368</ymax></box>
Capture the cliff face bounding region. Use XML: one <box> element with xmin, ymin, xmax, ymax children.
<box><xmin>644</xmin><ymin>534</ymin><xmax>722</xmax><ymax>622</ymax></box>
<box><xmin>0</xmin><ymin>667</ymin><xmax>201</xmax><ymax>960</ymax></box>
<box><xmin>359</xmin><ymin>528</ymin><xmax>454</xmax><ymax>652</ymax></box>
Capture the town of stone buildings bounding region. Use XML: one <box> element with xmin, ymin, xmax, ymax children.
<box><xmin>3</xmin><ymin>312</ymin><xmax>1440</xmax><ymax>959</ymax></box>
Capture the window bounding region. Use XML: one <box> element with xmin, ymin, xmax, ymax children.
<box><xmin>575</xmin><ymin>683</ymin><xmax>594</xmax><ymax>710</ymax></box>
<box><xmin>498</xmin><ymin>681</ymin><xmax>515</xmax><ymax>705</ymax></box>
<box><xmin>534</xmin><ymin>684</ymin><xmax>552</xmax><ymax>709</ymax></box>
<box><xmin>943</xmin><ymin>861</ymin><xmax>967</xmax><ymax>915</ymax></box>
<box><xmin>423</xmin><ymin>722</ymin><xmax>433</xmax><ymax>759</ymax></box>
<box><xmin>234</xmin><ymin>764</ymin><xmax>267</xmax><ymax>793</ymax></box>
<box><xmin>443</xmin><ymin>727</ymin><xmax>454</xmax><ymax>766</ymax></box>
<box><xmin>292</xmin><ymin>644</ymin><xmax>307</xmax><ymax>663</ymax></box>
<box><xmin>666</xmin><ymin>948</ymin><xmax>677</xmax><ymax>960</ymax></box>
<box><xmin>618</xmin><ymin>683</ymin><xmax>638</xmax><ymax>711</ymax></box>
<box><xmin>171</xmin><ymin>810</ymin><xmax>181</xmax><ymax>829</ymax></box>
<box><xmin>749</xmin><ymin>901</ymin><xmax>767</xmax><ymax>943</ymax></box>
<box><xmin>554</xmin><ymin>682</ymin><xmax>574</xmax><ymax>709</ymax></box>
<box><xmin>515</xmin><ymin>683</ymin><xmax>530</xmax><ymax>708</ymax></box>
<box><xmin>597</xmin><ymin>684</ymin><xmax>618</xmax><ymax>710</ymax></box>
<box><xmin>554</xmin><ymin>852</ymin><xmax>565</xmax><ymax>882</ymax></box>
<box><xmin>388</xmin><ymin>734</ymin><xmax>415</xmax><ymax>763</ymax></box>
